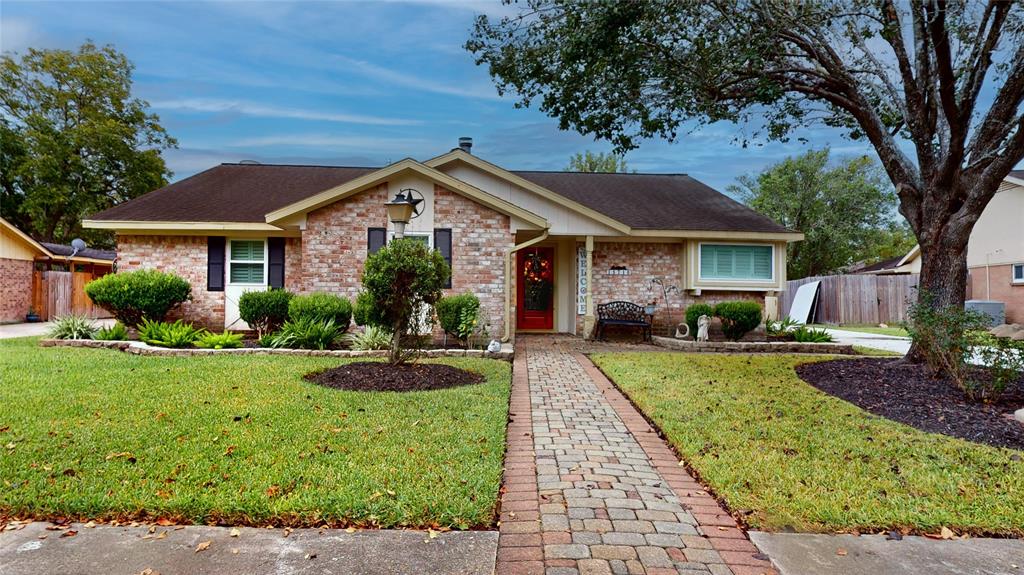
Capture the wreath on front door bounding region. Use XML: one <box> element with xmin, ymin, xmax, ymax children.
<box><xmin>523</xmin><ymin>251</ymin><xmax>553</xmax><ymax>311</ymax></box>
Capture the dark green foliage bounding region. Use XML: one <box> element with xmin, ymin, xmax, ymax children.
<box><xmin>194</xmin><ymin>330</ymin><xmax>244</xmax><ymax>349</ymax></box>
<box><xmin>267</xmin><ymin>318</ymin><xmax>343</xmax><ymax>350</ymax></box>
<box><xmin>684</xmin><ymin>303</ymin><xmax>714</xmax><ymax>338</ymax></box>
<box><xmin>46</xmin><ymin>315</ymin><xmax>97</xmax><ymax>340</ymax></box>
<box><xmin>84</xmin><ymin>270</ymin><xmax>191</xmax><ymax>327</ymax></box>
<box><xmin>238</xmin><ymin>289</ymin><xmax>293</xmax><ymax>337</ymax></box>
<box><xmin>288</xmin><ymin>292</ymin><xmax>352</xmax><ymax>330</ymax></box>
<box><xmin>435</xmin><ymin>293</ymin><xmax>480</xmax><ymax>343</ymax></box>
<box><xmin>94</xmin><ymin>322</ymin><xmax>130</xmax><ymax>341</ymax></box>
<box><xmin>729</xmin><ymin>150</ymin><xmax>906</xmax><ymax>279</ymax></box>
<box><xmin>353</xmin><ymin>291</ymin><xmax>386</xmax><ymax>327</ymax></box>
<box><xmin>713</xmin><ymin>301</ymin><xmax>763</xmax><ymax>341</ymax></box>
<box><xmin>362</xmin><ymin>238</ymin><xmax>450</xmax><ymax>363</ymax></box>
<box><xmin>791</xmin><ymin>326</ymin><xmax>833</xmax><ymax>343</ymax></box>
<box><xmin>139</xmin><ymin>319</ymin><xmax>205</xmax><ymax>348</ymax></box>
<box><xmin>0</xmin><ymin>42</ymin><xmax>176</xmax><ymax>246</ymax></box>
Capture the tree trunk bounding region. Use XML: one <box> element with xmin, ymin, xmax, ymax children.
<box><xmin>904</xmin><ymin>230</ymin><xmax>970</xmax><ymax>362</ymax></box>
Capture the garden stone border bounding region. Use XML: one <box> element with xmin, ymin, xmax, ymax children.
<box><xmin>651</xmin><ymin>335</ymin><xmax>857</xmax><ymax>355</ymax></box>
<box><xmin>39</xmin><ymin>338</ymin><xmax>514</xmax><ymax>361</ymax></box>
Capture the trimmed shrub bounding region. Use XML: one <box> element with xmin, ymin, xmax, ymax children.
<box><xmin>94</xmin><ymin>322</ymin><xmax>130</xmax><ymax>341</ymax></box>
<box><xmin>47</xmin><ymin>315</ymin><xmax>97</xmax><ymax>340</ymax></box>
<box><xmin>714</xmin><ymin>301</ymin><xmax>763</xmax><ymax>341</ymax></box>
<box><xmin>435</xmin><ymin>293</ymin><xmax>480</xmax><ymax>343</ymax></box>
<box><xmin>684</xmin><ymin>303</ymin><xmax>714</xmax><ymax>338</ymax></box>
<box><xmin>267</xmin><ymin>317</ymin><xmax>343</xmax><ymax>350</ymax></box>
<box><xmin>195</xmin><ymin>330</ymin><xmax>244</xmax><ymax>349</ymax></box>
<box><xmin>239</xmin><ymin>289</ymin><xmax>293</xmax><ymax>337</ymax></box>
<box><xmin>288</xmin><ymin>292</ymin><xmax>352</xmax><ymax>330</ymax></box>
<box><xmin>353</xmin><ymin>290</ymin><xmax>386</xmax><ymax>327</ymax></box>
<box><xmin>84</xmin><ymin>269</ymin><xmax>191</xmax><ymax>327</ymax></box>
<box><xmin>139</xmin><ymin>319</ymin><xmax>206</xmax><ymax>348</ymax></box>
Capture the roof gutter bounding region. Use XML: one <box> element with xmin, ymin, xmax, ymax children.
<box><xmin>503</xmin><ymin>229</ymin><xmax>550</xmax><ymax>343</ymax></box>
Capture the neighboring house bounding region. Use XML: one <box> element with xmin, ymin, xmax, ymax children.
<box><xmin>83</xmin><ymin>142</ymin><xmax>802</xmax><ymax>338</ymax></box>
<box><xmin>854</xmin><ymin>248</ymin><xmax>921</xmax><ymax>276</ymax></box>
<box><xmin>859</xmin><ymin>171</ymin><xmax>1024</xmax><ymax>323</ymax></box>
<box><xmin>0</xmin><ymin>217</ymin><xmax>116</xmax><ymax>322</ymax></box>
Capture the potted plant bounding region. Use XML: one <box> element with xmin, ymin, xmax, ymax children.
<box><xmin>644</xmin><ymin>299</ymin><xmax>657</xmax><ymax>316</ymax></box>
<box><xmin>25</xmin><ymin>307</ymin><xmax>40</xmax><ymax>323</ymax></box>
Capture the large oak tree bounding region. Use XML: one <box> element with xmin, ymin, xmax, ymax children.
<box><xmin>1</xmin><ymin>42</ymin><xmax>176</xmax><ymax>247</ymax></box>
<box><xmin>468</xmin><ymin>0</ymin><xmax>1024</xmax><ymax>361</ymax></box>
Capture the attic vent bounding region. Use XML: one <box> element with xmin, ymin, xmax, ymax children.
<box><xmin>238</xmin><ymin>160</ymin><xmax>261</xmax><ymax>165</ymax></box>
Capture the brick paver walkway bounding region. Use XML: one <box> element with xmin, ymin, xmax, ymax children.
<box><xmin>496</xmin><ymin>341</ymin><xmax>776</xmax><ymax>575</ymax></box>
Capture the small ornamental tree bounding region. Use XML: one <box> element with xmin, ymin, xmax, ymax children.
<box><xmin>362</xmin><ymin>238</ymin><xmax>450</xmax><ymax>364</ymax></box>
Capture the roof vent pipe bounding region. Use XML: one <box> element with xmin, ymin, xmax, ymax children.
<box><xmin>458</xmin><ymin>137</ymin><xmax>473</xmax><ymax>154</ymax></box>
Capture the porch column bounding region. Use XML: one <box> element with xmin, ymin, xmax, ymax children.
<box><xmin>583</xmin><ymin>235</ymin><xmax>595</xmax><ymax>338</ymax></box>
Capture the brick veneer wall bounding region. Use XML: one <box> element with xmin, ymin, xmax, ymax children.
<box><xmin>284</xmin><ymin>237</ymin><xmax>303</xmax><ymax>293</ymax></box>
<box><xmin>117</xmin><ymin>235</ymin><xmax>225</xmax><ymax>328</ymax></box>
<box><xmin>969</xmin><ymin>264</ymin><xmax>1024</xmax><ymax>323</ymax></box>
<box><xmin>581</xmin><ymin>241</ymin><xmax>767</xmax><ymax>336</ymax></box>
<box><xmin>434</xmin><ymin>185</ymin><xmax>513</xmax><ymax>339</ymax></box>
<box><xmin>301</xmin><ymin>184</ymin><xmax>389</xmax><ymax>300</ymax></box>
<box><xmin>0</xmin><ymin>257</ymin><xmax>33</xmax><ymax>323</ymax></box>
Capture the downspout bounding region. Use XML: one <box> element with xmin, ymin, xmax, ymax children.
<box><xmin>503</xmin><ymin>229</ymin><xmax>550</xmax><ymax>342</ymax></box>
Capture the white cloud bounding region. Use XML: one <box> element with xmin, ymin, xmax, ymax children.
<box><xmin>150</xmin><ymin>98</ymin><xmax>421</xmax><ymax>126</ymax></box>
<box><xmin>332</xmin><ymin>55</ymin><xmax>504</xmax><ymax>101</ymax></box>
<box><xmin>230</xmin><ymin>133</ymin><xmax>434</xmax><ymax>151</ymax></box>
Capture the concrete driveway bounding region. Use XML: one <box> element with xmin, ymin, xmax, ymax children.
<box><xmin>0</xmin><ymin>319</ymin><xmax>115</xmax><ymax>339</ymax></box>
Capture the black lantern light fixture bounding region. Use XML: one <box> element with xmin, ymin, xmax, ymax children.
<box><xmin>385</xmin><ymin>188</ymin><xmax>423</xmax><ymax>239</ymax></box>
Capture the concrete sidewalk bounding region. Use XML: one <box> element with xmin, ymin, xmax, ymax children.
<box><xmin>822</xmin><ymin>328</ymin><xmax>912</xmax><ymax>354</ymax></box>
<box><xmin>750</xmin><ymin>532</ymin><xmax>1024</xmax><ymax>575</ymax></box>
<box><xmin>0</xmin><ymin>522</ymin><xmax>498</xmax><ymax>575</ymax></box>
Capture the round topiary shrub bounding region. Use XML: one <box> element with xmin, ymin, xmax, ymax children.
<box><xmin>713</xmin><ymin>300</ymin><xmax>763</xmax><ymax>341</ymax></box>
<box><xmin>84</xmin><ymin>269</ymin><xmax>192</xmax><ymax>327</ymax></box>
<box><xmin>684</xmin><ymin>303</ymin><xmax>714</xmax><ymax>338</ymax></box>
<box><xmin>239</xmin><ymin>289</ymin><xmax>294</xmax><ymax>337</ymax></box>
<box><xmin>288</xmin><ymin>292</ymin><xmax>352</xmax><ymax>330</ymax></box>
<box><xmin>435</xmin><ymin>292</ymin><xmax>480</xmax><ymax>343</ymax></box>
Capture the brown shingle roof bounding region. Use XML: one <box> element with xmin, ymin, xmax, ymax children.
<box><xmin>89</xmin><ymin>164</ymin><xmax>376</xmax><ymax>222</ymax></box>
<box><xmin>512</xmin><ymin>170</ymin><xmax>791</xmax><ymax>232</ymax></box>
<box><xmin>89</xmin><ymin>162</ymin><xmax>793</xmax><ymax>234</ymax></box>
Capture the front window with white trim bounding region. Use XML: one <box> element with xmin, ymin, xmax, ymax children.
<box><xmin>229</xmin><ymin>239</ymin><xmax>266</xmax><ymax>284</ymax></box>
<box><xmin>1013</xmin><ymin>263</ymin><xmax>1024</xmax><ymax>284</ymax></box>
<box><xmin>699</xmin><ymin>243</ymin><xmax>774</xmax><ymax>281</ymax></box>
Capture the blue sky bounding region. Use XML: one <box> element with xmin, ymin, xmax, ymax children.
<box><xmin>1</xmin><ymin>0</ymin><xmax>883</xmax><ymax>191</ymax></box>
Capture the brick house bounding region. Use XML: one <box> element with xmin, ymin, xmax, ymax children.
<box><xmin>84</xmin><ymin>143</ymin><xmax>802</xmax><ymax>339</ymax></box>
<box><xmin>1</xmin><ymin>217</ymin><xmax>115</xmax><ymax>323</ymax></box>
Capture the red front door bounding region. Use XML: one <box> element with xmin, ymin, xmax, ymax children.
<box><xmin>517</xmin><ymin>247</ymin><xmax>555</xmax><ymax>330</ymax></box>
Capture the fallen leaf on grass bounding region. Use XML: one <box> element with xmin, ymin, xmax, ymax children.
<box><xmin>941</xmin><ymin>527</ymin><xmax>955</xmax><ymax>540</ymax></box>
<box><xmin>195</xmin><ymin>541</ymin><xmax>211</xmax><ymax>553</ymax></box>
<box><xmin>230</xmin><ymin>527</ymin><xmax>240</xmax><ymax>537</ymax></box>
<box><xmin>156</xmin><ymin>518</ymin><xmax>174</xmax><ymax>526</ymax></box>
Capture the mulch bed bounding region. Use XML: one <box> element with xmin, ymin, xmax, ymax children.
<box><xmin>304</xmin><ymin>362</ymin><xmax>484</xmax><ymax>392</ymax></box>
<box><xmin>796</xmin><ymin>358</ymin><xmax>1024</xmax><ymax>450</ymax></box>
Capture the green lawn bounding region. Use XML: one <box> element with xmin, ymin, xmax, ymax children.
<box><xmin>851</xmin><ymin>345</ymin><xmax>904</xmax><ymax>357</ymax></box>
<box><xmin>0</xmin><ymin>337</ymin><xmax>510</xmax><ymax>529</ymax></box>
<box><xmin>812</xmin><ymin>324</ymin><xmax>909</xmax><ymax>337</ymax></box>
<box><xmin>590</xmin><ymin>352</ymin><xmax>1023</xmax><ymax>536</ymax></box>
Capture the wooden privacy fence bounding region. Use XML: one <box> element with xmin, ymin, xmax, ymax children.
<box><xmin>32</xmin><ymin>270</ymin><xmax>111</xmax><ymax>321</ymax></box>
<box><xmin>780</xmin><ymin>274</ymin><xmax>920</xmax><ymax>325</ymax></box>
